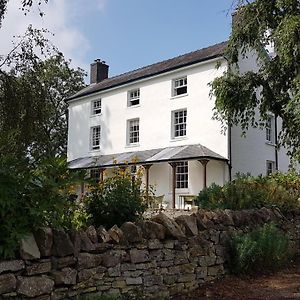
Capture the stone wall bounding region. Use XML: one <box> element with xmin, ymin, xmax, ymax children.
<box><xmin>0</xmin><ymin>208</ymin><xmax>300</xmax><ymax>300</ymax></box>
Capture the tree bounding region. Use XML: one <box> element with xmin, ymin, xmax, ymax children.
<box><xmin>0</xmin><ymin>52</ymin><xmax>86</xmax><ymax>162</ymax></box>
<box><xmin>0</xmin><ymin>0</ymin><xmax>48</xmax><ymax>28</ymax></box>
<box><xmin>211</xmin><ymin>0</ymin><xmax>300</xmax><ymax>159</ymax></box>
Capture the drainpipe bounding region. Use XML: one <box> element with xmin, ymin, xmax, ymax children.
<box><xmin>274</xmin><ymin>115</ymin><xmax>278</xmax><ymax>171</ymax></box>
<box><xmin>228</xmin><ymin>125</ymin><xmax>232</xmax><ymax>181</ymax></box>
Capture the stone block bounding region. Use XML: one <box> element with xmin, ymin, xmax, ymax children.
<box><xmin>125</xmin><ymin>277</ymin><xmax>142</xmax><ymax>285</ymax></box>
<box><xmin>177</xmin><ymin>274</ymin><xmax>196</xmax><ymax>283</ymax></box>
<box><xmin>121</xmin><ymin>222</ymin><xmax>142</xmax><ymax>243</ymax></box>
<box><xmin>34</xmin><ymin>228</ymin><xmax>53</xmax><ymax>257</ymax></box>
<box><xmin>86</xmin><ymin>225</ymin><xmax>98</xmax><ymax>243</ymax></box>
<box><xmin>52</xmin><ymin>267</ymin><xmax>77</xmax><ymax>285</ymax></box>
<box><xmin>196</xmin><ymin>266</ymin><xmax>207</xmax><ymax>279</ymax></box>
<box><xmin>130</xmin><ymin>249</ymin><xmax>150</xmax><ymax>264</ymax></box>
<box><xmin>0</xmin><ymin>274</ymin><xmax>16</xmax><ymax>294</ymax></box>
<box><xmin>77</xmin><ymin>253</ymin><xmax>102</xmax><ymax>270</ymax></box>
<box><xmin>148</xmin><ymin>239</ymin><xmax>163</xmax><ymax>250</ymax></box>
<box><xmin>52</xmin><ymin>256</ymin><xmax>76</xmax><ymax>269</ymax></box>
<box><xmin>17</xmin><ymin>276</ymin><xmax>54</xmax><ymax>297</ymax></box>
<box><xmin>77</xmin><ymin>266</ymin><xmax>106</xmax><ymax>282</ymax></box>
<box><xmin>108</xmin><ymin>264</ymin><xmax>121</xmax><ymax>277</ymax></box>
<box><xmin>198</xmin><ymin>255</ymin><xmax>216</xmax><ymax>267</ymax></box>
<box><xmin>140</xmin><ymin>220</ymin><xmax>166</xmax><ymax>240</ymax></box>
<box><xmin>52</xmin><ymin>230</ymin><xmax>74</xmax><ymax>257</ymax></box>
<box><xmin>151</xmin><ymin>213</ymin><xmax>185</xmax><ymax>239</ymax></box>
<box><xmin>97</xmin><ymin>226</ymin><xmax>111</xmax><ymax>243</ymax></box>
<box><xmin>0</xmin><ymin>260</ymin><xmax>24</xmax><ymax>274</ymax></box>
<box><xmin>207</xmin><ymin>265</ymin><xmax>225</xmax><ymax>277</ymax></box>
<box><xmin>175</xmin><ymin>215</ymin><xmax>198</xmax><ymax>236</ymax></box>
<box><xmin>20</xmin><ymin>234</ymin><xmax>41</xmax><ymax>260</ymax></box>
<box><xmin>80</xmin><ymin>231</ymin><xmax>95</xmax><ymax>252</ymax></box>
<box><xmin>163</xmin><ymin>274</ymin><xmax>177</xmax><ymax>285</ymax></box>
<box><xmin>144</xmin><ymin>274</ymin><xmax>163</xmax><ymax>287</ymax></box>
<box><xmin>26</xmin><ymin>261</ymin><xmax>51</xmax><ymax>275</ymax></box>
<box><xmin>108</xmin><ymin>225</ymin><xmax>124</xmax><ymax>244</ymax></box>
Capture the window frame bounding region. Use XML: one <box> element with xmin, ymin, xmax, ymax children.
<box><xmin>127</xmin><ymin>118</ymin><xmax>140</xmax><ymax>145</ymax></box>
<box><xmin>172</xmin><ymin>76</ymin><xmax>187</xmax><ymax>97</ymax></box>
<box><xmin>91</xmin><ymin>99</ymin><xmax>102</xmax><ymax>115</ymax></box>
<box><xmin>90</xmin><ymin>125</ymin><xmax>101</xmax><ymax>151</ymax></box>
<box><xmin>128</xmin><ymin>89</ymin><xmax>140</xmax><ymax>107</ymax></box>
<box><xmin>266</xmin><ymin>160</ymin><xmax>275</xmax><ymax>176</ymax></box>
<box><xmin>176</xmin><ymin>161</ymin><xmax>188</xmax><ymax>189</ymax></box>
<box><xmin>266</xmin><ymin>117</ymin><xmax>273</xmax><ymax>143</ymax></box>
<box><xmin>172</xmin><ymin>109</ymin><xmax>187</xmax><ymax>139</ymax></box>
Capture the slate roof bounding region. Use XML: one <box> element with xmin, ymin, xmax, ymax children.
<box><xmin>68</xmin><ymin>144</ymin><xmax>228</xmax><ymax>170</ymax></box>
<box><xmin>68</xmin><ymin>41</ymin><xmax>227</xmax><ymax>101</ymax></box>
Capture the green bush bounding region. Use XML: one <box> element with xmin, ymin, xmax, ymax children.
<box><xmin>85</xmin><ymin>167</ymin><xmax>147</xmax><ymax>228</ymax></box>
<box><xmin>195</xmin><ymin>172</ymin><xmax>300</xmax><ymax>212</ymax></box>
<box><xmin>0</xmin><ymin>156</ymin><xmax>85</xmax><ymax>258</ymax></box>
<box><xmin>230</xmin><ymin>223</ymin><xmax>289</xmax><ymax>274</ymax></box>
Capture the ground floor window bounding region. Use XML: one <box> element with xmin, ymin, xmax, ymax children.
<box><xmin>266</xmin><ymin>160</ymin><xmax>275</xmax><ymax>175</ymax></box>
<box><xmin>176</xmin><ymin>161</ymin><xmax>188</xmax><ymax>188</ymax></box>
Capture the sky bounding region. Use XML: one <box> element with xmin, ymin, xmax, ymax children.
<box><xmin>0</xmin><ymin>0</ymin><xmax>235</xmax><ymax>79</ymax></box>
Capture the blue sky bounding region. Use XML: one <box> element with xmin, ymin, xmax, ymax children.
<box><xmin>0</xmin><ymin>0</ymin><xmax>235</xmax><ymax>77</ymax></box>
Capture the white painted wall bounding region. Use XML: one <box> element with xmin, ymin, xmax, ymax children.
<box><xmin>67</xmin><ymin>59</ymin><xmax>228</xmax><ymax>162</ymax></box>
<box><xmin>231</xmin><ymin>51</ymin><xmax>292</xmax><ymax>176</ymax></box>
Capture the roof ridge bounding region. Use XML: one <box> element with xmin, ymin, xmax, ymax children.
<box><xmin>98</xmin><ymin>41</ymin><xmax>228</xmax><ymax>84</ymax></box>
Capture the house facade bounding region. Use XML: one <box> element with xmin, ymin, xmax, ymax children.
<box><xmin>66</xmin><ymin>42</ymin><xmax>291</xmax><ymax>208</ymax></box>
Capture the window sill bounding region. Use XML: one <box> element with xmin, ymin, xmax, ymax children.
<box><xmin>90</xmin><ymin>113</ymin><xmax>102</xmax><ymax>118</ymax></box>
<box><xmin>170</xmin><ymin>136</ymin><xmax>187</xmax><ymax>142</ymax></box>
<box><xmin>125</xmin><ymin>143</ymin><xmax>140</xmax><ymax>148</ymax></box>
<box><xmin>170</xmin><ymin>93</ymin><xmax>188</xmax><ymax>100</ymax></box>
<box><xmin>265</xmin><ymin>141</ymin><xmax>275</xmax><ymax>146</ymax></box>
<box><xmin>89</xmin><ymin>149</ymin><xmax>101</xmax><ymax>154</ymax></box>
<box><xmin>127</xmin><ymin>104</ymin><xmax>141</xmax><ymax>109</ymax></box>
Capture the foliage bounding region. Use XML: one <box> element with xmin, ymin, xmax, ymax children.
<box><xmin>85</xmin><ymin>167</ymin><xmax>148</xmax><ymax>229</ymax></box>
<box><xmin>211</xmin><ymin>0</ymin><xmax>300</xmax><ymax>159</ymax></box>
<box><xmin>0</xmin><ymin>156</ymin><xmax>85</xmax><ymax>258</ymax></box>
<box><xmin>195</xmin><ymin>172</ymin><xmax>300</xmax><ymax>212</ymax></box>
<box><xmin>0</xmin><ymin>50</ymin><xmax>86</xmax><ymax>163</ymax></box>
<box><xmin>230</xmin><ymin>223</ymin><xmax>289</xmax><ymax>274</ymax></box>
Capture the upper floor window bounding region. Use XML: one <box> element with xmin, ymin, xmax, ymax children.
<box><xmin>90</xmin><ymin>168</ymin><xmax>100</xmax><ymax>180</ymax></box>
<box><xmin>91</xmin><ymin>125</ymin><xmax>101</xmax><ymax>150</ymax></box>
<box><xmin>176</xmin><ymin>161</ymin><xmax>188</xmax><ymax>189</ymax></box>
<box><xmin>91</xmin><ymin>99</ymin><xmax>101</xmax><ymax>115</ymax></box>
<box><xmin>127</xmin><ymin>118</ymin><xmax>139</xmax><ymax>145</ymax></box>
<box><xmin>128</xmin><ymin>89</ymin><xmax>140</xmax><ymax>107</ymax></box>
<box><xmin>172</xmin><ymin>109</ymin><xmax>187</xmax><ymax>138</ymax></box>
<box><xmin>173</xmin><ymin>76</ymin><xmax>187</xmax><ymax>96</ymax></box>
<box><xmin>266</xmin><ymin>116</ymin><xmax>274</xmax><ymax>143</ymax></box>
<box><xmin>266</xmin><ymin>160</ymin><xmax>275</xmax><ymax>176</ymax></box>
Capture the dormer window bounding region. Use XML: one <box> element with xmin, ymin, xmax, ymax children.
<box><xmin>173</xmin><ymin>77</ymin><xmax>187</xmax><ymax>96</ymax></box>
<box><xmin>91</xmin><ymin>99</ymin><xmax>101</xmax><ymax>115</ymax></box>
<box><xmin>128</xmin><ymin>89</ymin><xmax>140</xmax><ymax>106</ymax></box>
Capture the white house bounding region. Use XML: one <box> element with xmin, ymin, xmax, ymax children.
<box><xmin>66</xmin><ymin>41</ymin><xmax>291</xmax><ymax>208</ymax></box>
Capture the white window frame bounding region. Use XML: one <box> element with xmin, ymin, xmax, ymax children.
<box><xmin>172</xmin><ymin>76</ymin><xmax>187</xmax><ymax>97</ymax></box>
<box><xmin>172</xmin><ymin>109</ymin><xmax>187</xmax><ymax>139</ymax></box>
<box><xmin>90</xmin><ymin>168</ymin><xmax>100</xmax><ymax>180</ymax></box>
<box><xmin>90</xmin><ymin>125</ymin><xmax>101</xmax><ymax>151</ymax></box>
<box><xmin>91</xmin><ymin>99</ymin><xmax>102</xmax><ymax>115</ymax></box>
<box><xmin>266</xmin><ymin>117</ymin><xmax>273</xmax><ymax>143</ymax></box>
<box><xmin>127</xmin><ymin>118</ymin><xmax>140</xmax><ymax>145</ymax></box>
<box><xmin>266</xmin><ymin>160</ymin><xmax>275</xmax><ymax>175</ymax></box>
<box><xmin>176</xmin><ymin>161</ymin><xmax>188</xmax><ymax>189</ymax></box>
<box><xmin>128</xmin><ymin>89</ymin><xmax>140</xmax><ymax>107</ymax></box>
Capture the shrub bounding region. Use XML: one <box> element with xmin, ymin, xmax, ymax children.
<box><xmin>195</xmin><ymin>172</ymin><xmax>300</xmax><ymax>212</ymax></box>
<box><xmin>230</xmin><ymin>223</ymin><xmax>289</xmax><ymax>274</ymax></box>
<box><xmin>85</xmin><ymin>167</ymin><xmax>147</xmax><ymax>228</ymax></box>
<box><xmin>0</xmin><ymin>156</ymin><xmax>85</xmax><ymax>258</ymax></box>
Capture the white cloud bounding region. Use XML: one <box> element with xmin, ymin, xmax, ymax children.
<box><xmin>0</xmin><ymin>0</ymin><xmax>96</xmax><ymax>72</ymax></box>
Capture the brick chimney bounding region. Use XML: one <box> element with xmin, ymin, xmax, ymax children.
<box><xmin>90</xmin><ymin>59</ymin><xmax>109</xmax><ymax>84</ymax></box>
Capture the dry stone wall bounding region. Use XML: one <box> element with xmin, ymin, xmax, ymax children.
<box><xmin>0</xmin><ymin>208</ymin><xmax>300</xmax><ymax>300</ymax></box>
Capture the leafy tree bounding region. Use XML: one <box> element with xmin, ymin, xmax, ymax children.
<box><xmin>211</xmin><ymin>0</ymin><xmax>300</xmax><ymax>159</ymax></box>
<box><xmin>0</xmin><ymin>0</ymin><xmax>48</xmax><ymax>28</ymax></box>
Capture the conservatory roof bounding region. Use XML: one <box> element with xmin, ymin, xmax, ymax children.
<box><xmin>68</xmin><ymin>144</ymin><xmax>228</xmax><ymax>170</ymax></box>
